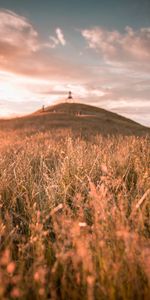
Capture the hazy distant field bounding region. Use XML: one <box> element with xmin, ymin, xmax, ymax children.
<box><xmin>0</xmin><ymin>127</ymin><xmax>150</xmax><ymax>300</ymax></box>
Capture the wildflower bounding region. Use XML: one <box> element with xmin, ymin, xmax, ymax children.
<box><xmin>34</xmin><ymin>272</ymin><xmax>40</xmax><ymax>282</ymax></box>
<box><xmin>7</xmin><ymin>262</ymin><xmax>16</xmax><ymax>274</ymax></box>
<box><xmin>79</xmin><ymin>222</ymin><xmax>87</xmax><ymax>227</ymax></box>
<box><xmin>11</xmin><ymin>288</ymin><xmax>20</xmax><ymax>298</ymax></box>
<box><xmin>87</xmin><ymin>275</ymin><xmax>94</xmax><ymax>286</ymax></box>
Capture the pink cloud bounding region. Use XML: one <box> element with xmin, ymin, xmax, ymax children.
<box><xmin>49</xmin><ymin>28</ymin><xmax>66</xmax><ymax>48</ymax></box>
<box><xmin>0</xmin><ymin>9</ymin><xmax>39</xmax><ymax>56</ymax></box>
<box><xmin>81</xmin><ymin>26</ymin><xmax>150</xmax><ymax>65</ymax></box>
<box><xmin>56</xmin><ymin>28</ymin><xmax>66</xmax><ymax>46</ymax></box>
<box><xmin>0</xmin><ymin>10</ymin><xmax>89</xmax><ymax>81</ymax></box>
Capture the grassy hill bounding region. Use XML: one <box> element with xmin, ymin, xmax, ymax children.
<box><xmin>0</xmin><ymin>102</ymin><xmax>149</xmax><ymax>136</ymax></box>
<box><xmin>0</xmin><ymin>102</ymin><xmax>150</xmax><ymax>299</ymax></box>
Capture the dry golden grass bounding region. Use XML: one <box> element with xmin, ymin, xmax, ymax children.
<box><xmin>0</xmin><ymin>124</ymin><xmax>150</xmax><ymax>299</ymax></box>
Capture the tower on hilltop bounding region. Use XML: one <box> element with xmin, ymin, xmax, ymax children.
<box><xmin>67</xmin><ymin>91</ymin><xmax>73</xmax><ymax>102</ymax></box>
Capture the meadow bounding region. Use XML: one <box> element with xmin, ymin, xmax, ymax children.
<box><xmin>0</xmin><ymin>126</ymin><xmax>150</xmax><ymax>300</ymax></box>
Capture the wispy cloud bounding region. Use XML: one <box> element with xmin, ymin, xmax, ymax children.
<box><xmin>0</xmin><ymin>10</ymin><xmax>86</xmax><ymax>81</ymax></box>
<box><xmin>49</xmin><ymin>27</ymin><xmax>66</xmax><ymax>48</ymax></box>
<box><xmin>81</xmin><ymin>26</ymin><xmax>150</xmax><ymax>69</ymax></box>
<box><xmin>56</xmin><ymin>28</ymin><xmax>66</xmax><ymax>46</ymax></box>
<box><xmin>0</xmin><ymin>10</ymin><xmax>66</xmax><ymax>56</ymax></box>
<box><xmin>0</xmin><ymin>9</ymin><xmax>39</xmax><ymax>57</ymax></box>
<box><xmin>79</xmin><ymin>26</ymin><xmax>150</xmax><ymax>126</ymax></box>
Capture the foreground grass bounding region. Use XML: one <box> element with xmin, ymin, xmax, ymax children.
<box><xmin>0</xmin><ymin>129</ymin><xmax>150</xmax><ymax>299</ymax></box>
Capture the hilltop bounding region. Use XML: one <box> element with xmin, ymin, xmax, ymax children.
<box><xmin>0</xmin><ymin>102</ymin><xmax>149</xmax><ymax>136</ymax></box>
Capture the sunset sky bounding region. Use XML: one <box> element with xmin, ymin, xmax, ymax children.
<box><xmin>0</xmin><ymin>0</ymin><xmax>150</xmax><ymax>126</ymax></box>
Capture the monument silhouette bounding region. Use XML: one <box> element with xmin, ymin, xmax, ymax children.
<box><xmin>67</xmin><ymin>91</ymin><xmax>73</xmax><ymax>101</ymax></box>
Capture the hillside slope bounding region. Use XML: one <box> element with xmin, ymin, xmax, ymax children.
<box><xmin>0</xmin><ymin>102</ymin><xmax>149</xmax><ymax>136</ymax></box>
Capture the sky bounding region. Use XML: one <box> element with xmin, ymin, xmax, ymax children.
<box><xmin>0</xmin><ymin>0</ymin><xmax>150</xmax><ymax>126</ymax></box>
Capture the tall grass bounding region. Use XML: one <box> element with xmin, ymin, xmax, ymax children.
<box><xmin>0</xmin><ymin>128</ymin><xmax>150</xmax><ymax>299</ymax></box>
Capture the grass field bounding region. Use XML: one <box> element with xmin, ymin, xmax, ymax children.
<box><xmin>0</xmin><ymin>105</ymin><xmax>150</xmax><ymax>299</ymax></box>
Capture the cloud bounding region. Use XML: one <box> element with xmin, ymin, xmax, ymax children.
<box><xmin>0</xmin><ymin>10</ymin><xmax>66</xmax><ymax>54</ymax></box>
<box><xmin>0</xmin><ymin>9</ymin><xmax>39</xmax><ymax>57</ymax></box>
<box><xmin>80</xmin><ymin>26</ymin><xmax>150</xmax><ymax>126</ymax></box>
<box><xmin>56</xmin><ymin>28</ymin><xmax>66</xmax><ymax>46</ymax></box>
<box><xmin>49</xmin><ymin>27</ymin><xmax>66</xmax><ymax>48</ymax></box>
<box><xmin>0</xmin><ymin>10</ymin><xmax>88</xmax><ymax>81</ymax></box>
<box><xmin>47</xmin><ymin>36</ymin><xmax>59</xmax><ymax>48</ymax></box>
<box><xmin>81</xmin><ymin>26</ymin><xmax>150</xmax><ymax>68</ymax></box>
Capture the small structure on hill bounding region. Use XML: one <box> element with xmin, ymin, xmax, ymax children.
<box><xmin>42</xmin><ymin>105</ymin><xmax>45</xmax><ymax>112</ymax></box>
<box><xmin>66</xmin><ymin>91</ymin><xmax>74</xmax><ymax>103</ymax></box>
<box><xmin>68</xmin><ymin>91</ymin><xmax>73</xmax><ymax>100</ymax></box>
